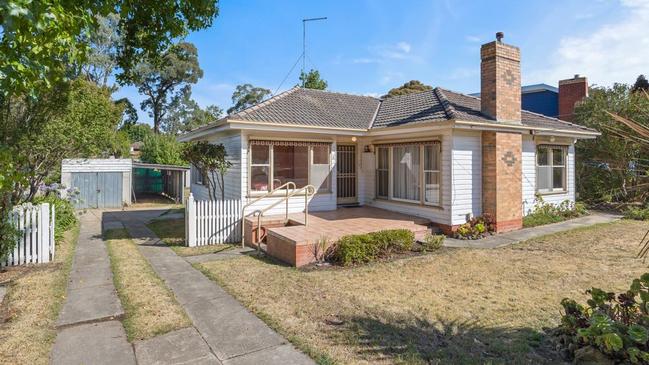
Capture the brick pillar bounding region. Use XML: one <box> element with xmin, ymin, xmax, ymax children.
<box><xmin>482</xmin><ymin>131</ymin><xmax>522</xmax><ymax>232</ymax></box>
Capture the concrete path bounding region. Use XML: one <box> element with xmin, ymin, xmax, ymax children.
<box><xmin>445</xmin><ymin>212</ymin><xmax>622</xmax><ymax>248</ymax></box>
<box><xmin>105</xmin><ymin>209</ymin><xmax>314</xmax><ymax>365</ymax></box>
<box><xmin>51</xmin><ymin>211</ymin><xmax>136</xmax><ymax>365</ymax></box>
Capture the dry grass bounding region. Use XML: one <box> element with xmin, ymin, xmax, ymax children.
<box><xmin>147</xmin><ymin>218</ymin><xmax>234</xmax><ymax>257</ymax></box>
<box><xmin>105</xmin><ymin>229</ymin><xmax>190</xmax><ymax>341</ymax></box>
<box><xmin>0</xmin><ymin>224</ymin><xmax>79</xmax><ymax>365</ymax></box>
<box><xmin>197</xmin><ymin>220</ymin><xmax>649</xmax><ymax>364</ymax></box>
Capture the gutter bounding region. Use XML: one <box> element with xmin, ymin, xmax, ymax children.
<box><xmin>453</xmin><ymin>120</ymin><xmax>601</xmax><ymax>138</ymax></box>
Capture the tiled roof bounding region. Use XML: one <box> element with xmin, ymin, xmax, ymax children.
<box><xmin>231</xmin><ymin>87</ymin><xmax>380</xmax><ymax>129</ymax></box>
<box><xmin>226</xmin><ymin>86</ymin><xmax>597</xmax><ymax>134</ymax></box>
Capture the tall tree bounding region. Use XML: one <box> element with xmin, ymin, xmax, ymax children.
<box><xmin>227</xmin><ymin>84</ymin><xmax>271</xmax><ymax>114</ymax></box>
<box><xmin>183</xmin><ymin>141</ymin><xmax>231</xmax><ymax>200</ymax></box>
<box><xmin>115</xmin><ymin>97</ymin><xmax>138</xmax><ymax>129</ymax></box>
<box><xmin>383</xmin><ymin>80</ymin><xmax>433</xmax><ymax>98</ymax></box>
<box><xmin>299</xmin><ymin>69</ymin><xmax>327</xmax><ymax>90</ymax></box>
<box><xmin>81</xmin><ymin>13</ymin><xmax>122</xmax><ymax>89</ymax></box>
<box><xmin>162</xmin><ymin>89</ymin><xmax>222</xmax><ymax>134</ymax></box>
<box><xmin>0</xmin><ymin>1</ymin><xmax>219</xmax><ymax>97</ymax></box>
<box><xmin>632</xmin><ymin>75</ymin><xmax>649</xmax><ymax>93</ymax></box>
<box><xmin>131</xmin><ymin>42</ymin><xmax>203</xmax><ymax>133</ymax></box>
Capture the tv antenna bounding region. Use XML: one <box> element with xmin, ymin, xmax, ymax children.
<box><xmin>302</xmin><ymin>17</ymin><xmax>327</xmax><ymax>86</ymax></box>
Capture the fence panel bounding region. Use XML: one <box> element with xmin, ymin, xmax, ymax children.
<box><xmin>3</xmin><ymin>203</ymin><xmax>56</xmax><ymax>267</ymax></box>
<box><xmin>185</xmin><ymin>194</ymin><xmax>242</xmax><ymax>247</ymax></box>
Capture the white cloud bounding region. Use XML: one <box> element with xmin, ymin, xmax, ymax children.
<box><xmin>447</xmin><ymin>67</ymin><xmax>479</xmax><ymax>80</ymax></box>
<box><xmin>465</xmin><ymin>35</ymin><xmax>481</xmax><ymax>43</ymax></box>
<box><xmin>362</xmin><ymin>92</ymin><xmax>381</xmax><ymax>98</ymax></box>
<box><xmin>396</xmin><ymin>41</ymin><xmax>411</xmax><ymax>53</ymax></box>
<box><xmin>351</xmin><ymin>41</ymin><xmax>417</xmax><ymax>64</ymax></box>
<box><xmin>529</xmin><ymin>0</ymin><xmax>649</xmax><ymax>86</ymax></box>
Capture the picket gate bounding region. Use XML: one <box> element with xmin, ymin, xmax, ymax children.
<box><xmin>185</xmin><ymin>194</ymin><xmax>242</xmax><ymax>247</ymax></box>
<box><xmin>3</xmin><ymin>203</ymin><xmax>56</xmax><ymax>266</ymax></box>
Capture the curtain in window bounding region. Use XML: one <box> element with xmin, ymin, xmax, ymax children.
<box><xmin>392</xmin><ymin>145</ymin><xmax>420</xmax><ymax>201</ymax></box>
<box><xmin>424</xmin><ymin>144</ymin><xmax>440</xmax><ymax>204</ymax></box>
<box><xmin>273</xmin><ymin>145</ymin><xmax>308</xmax><ymax>188</ymax></box>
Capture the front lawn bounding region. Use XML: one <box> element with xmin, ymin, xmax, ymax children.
<box><xmin>147</xmin><ymin>218</ymin><xmax>234</xmax><ymax>257</ymax></box>
<box><xmin>196</xmin><ymin>220</ymin><xmax>649</xmax><ymax>364</ymax></box>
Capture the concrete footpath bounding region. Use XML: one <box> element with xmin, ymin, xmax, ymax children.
<box><xmin>104</xmin><ymin>209</ymin><xmax>314</xmax><ymax>365</ymax></box>
<box><xmin>445</xmin><ymin>212</ymin><xmax>622</xmax><ymax>248</ymax></box>
<box><xmin>51</xmin><ymin>211</ymin><xmax>136</xmax><ymax>365</ymax></box>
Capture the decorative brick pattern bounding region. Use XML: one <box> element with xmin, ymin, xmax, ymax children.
<box><xmin>558</xmin><ymin>76</ymin><xmax>588</xmax><ymax>122</ymax></box>
<box><xmin>480</xmin><ymin>41</ymin><xmax>521</xmax><ymax>123</ymax></box>
<box><xmin>482</xmin><ymin>131</ymin><xmax>523</xmax><ymax>232</ymax></box>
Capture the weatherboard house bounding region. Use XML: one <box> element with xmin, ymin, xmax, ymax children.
<box><xmin>180</xmin><ymin>34</ymin><xmax>599</xmax><ymax>266</ymax></box>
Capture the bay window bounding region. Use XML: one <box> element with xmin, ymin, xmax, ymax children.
<box><xmin>376</xmin><ymin>141</ymin><xmax>441</xmax><ymax>206</ymax></box>
<box><xmin>537</xmin><ymin>145</ymin><xmax>567</xmax><ymax>193</ymax></box>
<box><xmin>249</xmin><ymin>141</ymin><xmax>331</xmax><ymax>193</ymax></box>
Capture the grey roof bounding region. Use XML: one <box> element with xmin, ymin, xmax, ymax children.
<box><xmin>225</xmin><ymin>86</ymin><xmax>596</xmax><ymax>134</ymax></box>
<box><xmin>231</xmin><ymin>88</ymin><xmax>380</xmax><ymax>129</ymax></box>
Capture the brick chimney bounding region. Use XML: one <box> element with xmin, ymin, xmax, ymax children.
<box><xmin>480</xmin><ymin>32</ymin><xmax>521</xmax><ymax>123</ymax></box>
<box><xmin>480</xmin><ymin>33</ymin><xmax>523</xmax><ymax>233</ymax></box>
<box><xmin>558</xmin><ymin>75</ymin><xmax>588</xmax><ymax>122</ymax></box>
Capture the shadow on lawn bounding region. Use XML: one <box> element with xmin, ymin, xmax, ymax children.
<box><xmin>339</xmin><ymin>313</ymin><xmax>564</xmax><ymax>364</ymax></box>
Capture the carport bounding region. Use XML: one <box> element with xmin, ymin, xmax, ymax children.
<box><xmin>132</xmin><ymin>162</ymin><xmax>189</xmax><ymax>204</ymax></box>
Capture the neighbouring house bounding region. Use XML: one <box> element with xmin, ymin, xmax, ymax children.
<box><xmin>179</xmin><ymin>34</ymin><xmax>599</xmax><ymax>265</ymax></box>
<box><xmin>471</xmin><ymin>75</ymin><xmax>589</xmax><ymax>121</ymax></box>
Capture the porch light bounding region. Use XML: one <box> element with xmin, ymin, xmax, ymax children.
<box><xmin>351</xmin><ymin>136</ymin><xmax>357</xmax><ymax>142</ymax></box>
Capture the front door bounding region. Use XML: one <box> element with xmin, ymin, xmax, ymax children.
<box><xmin>336</xmin><ymin>145</ymin><xmax>357</xmax><ymax>204</ymax></box>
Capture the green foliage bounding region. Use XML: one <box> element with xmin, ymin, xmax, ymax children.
<box><xmin>555</xmin><ymin>273</ymin><xmax>649</xmax><ymax>363</ymax></box>
<box><xmin>574</xmin><ymin>83</ymin><xmax>649</xmax><ymax>204</ymax></box>
<box><xmin>183</xmin><ymin>141</ymin><xmax>231</xmax><ymax>200</ymax></box>
<box><xmin>522</xmin><ymin>197</ymin><xmax>588</xmax><ymax>228</ymax></box>
<box><xmin>227</xmin><ymin>84</ymin><xmax>271</xmax><ymax>114</ymax></box>
<box><xmin>121</xmin><ymin>123</ymin><xmax>153</xmax><ymax>143</ymax></box>
<box><xmin>633</xmin><ymin>75</ymin><xmax>649</xmax><ymax>93</ymax></box>
<box><xmin>415</xmin><ymin>233</ymin><xmax>445</xmax><ymax>252</ymax></box>
<box><xmin>33</xmin><ymin>193</ymin><xmax>77</xmax><ymax>241</ymax></box>
<box><xmin>299</xmin><ymin>69</ymin><xmax>327</xmax><ymax>90</ymax></box>
<box><xmin>131</xmin><ymin>42</ymin><xmax>204</xmax><ymax>133</ymax></box>
<box><xmin>0</xmin><ymin>148</ymin><xmax>22</xmax><ymax>260</ymax></box>
<box><xmin>162</xmin><ymin>88</ymin><xmax>222</xmax><ymax>134</ymax></box>
<box><xmin>330</xmin><ymin>229</ymin><xmax>415</xmax><ymax>266</ymax></box>
<box><xmin>625</xmin><ymin>206</ymin><xmax>649</xmax><ymax>221</ymax></box>
<box><xmin>0</xmin><ymin>0</ymin><xmax>219</xmax><ymax>98</ymax></box>
<box><xmin>453</xmin><ymin>214</ymin><xmax>495</xmax><ymax>240</ymax></box>
<box><xmin>81</xmin><ymin>13</ymin><xmax>122</xmax><ymax>89</ymax></box>
<box><xmin>382</xmin><ymin>80</ymin><xmax>433</xmax><ymax>98</ymax></box>
<box><xmin>140</xmin><ymin>134</ymin><xmax>186</xmax><ymax>166</ymax></box>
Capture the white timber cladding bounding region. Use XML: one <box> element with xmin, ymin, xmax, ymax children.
<box><xmin>450</xmin><ymin>130</ymin><xmax>482</xmax><ymax>225</ymax></box>
<box><xmin>521</xmin><ymin>135</ymin><xmax>576</xmax><ymax>215</ymax></box>
<box><xmin>61</xmin><ymin>158</ymin><xmax>132</xmax><ymax>205</ymax></box>
<box><xmin>240</xmin><ymin>131</ymin><xmax>337</xmax><ymax>216</ymax></box>
<box><xmin>190</xmin><ymin>132</ymin><xmax>242</xmax><ymax>201</ymax></box>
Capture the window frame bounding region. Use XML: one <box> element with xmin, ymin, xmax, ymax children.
<box><xmin>536</xmin><ymin>145</ymin><xmax>568</xmax><ymax>194</ymax></box>
<box><xmin>375</xmin><ymin>141</ymin><xmax>442</xmax><ymax>208</ymax></box>
<box><xmin>191</xmin><ymin>164</ymin><xmax>203</xmax><ymax>185</ymax></box>
<box><xmin>247</xmin><ymin>142</ymin><xmax>332</xmax><ymax>196</ymax></box>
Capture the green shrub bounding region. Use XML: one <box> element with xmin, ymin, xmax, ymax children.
<box><xmin>33</xmin><ymin>194</ymin><xmax>77</xmax><ymax>241</ymax></box>
<box><xmin>523</xmin><ymin>196</ymin><xmax>588</xmax><ymax>228</ymax></box>
<box><xmin>416</xmin><ymin>233</ymin><xmax>445</xmax><ymax>252</ymax></box>
<box><xmin>554</xmin><ymin>273</ymin><xmax>649</xmax><ymax>363</ymax></box>
<box><xmin>625</xmin><ymin>207</ymin><xmax>649</xmax><ymax>221</ymax></box>
<box><xmin>453</xmin><ymin>214</ymin><xmax>495</xmax><ymax>240</ymax></box>
<box><xmin>330</xmin><ymin>229</ymin><xmax>415</xmax><ymax>266</ymax></box>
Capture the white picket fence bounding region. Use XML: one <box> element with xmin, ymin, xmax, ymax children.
<box><xmin>185</xmin><ymin>194</ymin><xmax>242</xmax><ymax>247</ymax></box>
<box><xmin>3</xmin><ymin>203</ymin><xmax>56</xmax><ymax>266</ymax></box>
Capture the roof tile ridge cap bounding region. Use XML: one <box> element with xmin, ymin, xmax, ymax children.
<box><xmin>301</xmin><ymin>87</ymin><xmax>380</xmax><ymax>100</ymax></box>
<box><xmin>231</xmin><ymin>87</ymin><xmax>300</xmax><ymax>118</ymax></box>
<box><xmin>368</xmin><ymin>99</ymin><xmax>383</xmax><ymax>129</ymax></box>
<box><xmin>440</xmin><ymin>87</ymin><xmax>482</xmax><ymax>101</ymax></box>
<box><xmin>521</xmin><ymin>109</ymin><xmax>594</xmax><ymax>131</ymax></box>
<box><xmin>433</xmin><ymin>87</ymin><xmax>457</xmax><ymax>120</ymax></box>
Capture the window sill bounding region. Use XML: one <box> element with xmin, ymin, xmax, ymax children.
<box><xmin>374</xmin><ymin>198</ymin><xmax>444</xmax><ymax>210</ymax></box>
<box><xmin>536</xmin><ymin>190</ymin><xmax>568</xmax><ymax>196</ymax></box>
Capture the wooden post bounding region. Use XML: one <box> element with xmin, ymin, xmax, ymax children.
<box><xmin>186</xmin><ymin>194</ymin><xmax>197</xmax><ymax>247</ymax></box>
<box><xmin>39</xmin><ymin>203</ymin><xmax>50</xmax><ymax>263</ymax></box>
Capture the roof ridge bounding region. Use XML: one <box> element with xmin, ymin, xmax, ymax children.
<box><xmin>297</xmin><ymin>87</ymin><xmax>381</xmax><ymax>100</ymax></box>
<box><xmin>230</xmin><ymin>86</ymin><xmax>300</xmax><ymax>119</ymax></box>
<box><xmin>433</xmin><ymin>87</ymin><xmax>457</xmax><ymax>119</ymax></box>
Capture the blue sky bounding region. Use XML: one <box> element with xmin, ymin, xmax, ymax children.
<box><xmin>114</xmin><ymin>0</ymin><xmax>649</xmax><ymax>124</ymax></box>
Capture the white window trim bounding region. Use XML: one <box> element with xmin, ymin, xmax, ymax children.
<box><xmin>536</xmin><ymin>145</ymin><xmax>568</xmax><ymax>194</ymax></box>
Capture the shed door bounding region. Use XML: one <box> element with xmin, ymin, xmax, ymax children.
<box><xmin>71</xmin><ymin>172</ymin><xmax>123</xmax><ymax>209</ymax></box>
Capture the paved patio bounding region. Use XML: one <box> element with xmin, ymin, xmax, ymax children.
<box><xmin>444</xmin><ymin>212</ymin><xmax>623</xmax><ymax>248</ymax></box>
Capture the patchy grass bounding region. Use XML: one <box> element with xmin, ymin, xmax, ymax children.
<box><xmin>197</xmin><ymin>220</ymin><xmax>649</xmax><ymax>364</ymax></box>
<box><xmin>147</xmin><ymin>218</ymin><xmax>234</xmax><ymax>257</ymax></box>
<box><xmin>522</xmin><ymin>213</ymin><xmax>566</xmax><ymax>228</ymax></box>
<box><xmin>105</xmin><ymin>229</ymin><xmax>190</xmax><ymax>341</ymax></box>
<box><xmin>0</xmin><ymin>224</ymin><xmax>79</xmax><ymax>365</ymax></box>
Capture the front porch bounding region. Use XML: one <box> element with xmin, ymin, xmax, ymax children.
<box><xmin>244</xmin><ymin>206</ymin><xmax>431</xmax><ymax>267</ymax></box>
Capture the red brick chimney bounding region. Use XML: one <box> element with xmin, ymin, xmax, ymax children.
<box><xmin>480</xmin><ymin>32</ymin><xmax>523</xmax><ymax>233</ymax></box>
<box><xmin>558</xmin><ymin>75</ymin><xmax>588</xmax><ymax>122</ymax></box>
<box><xmin>480</xmin><ymin>31</ymin><xmax>521</xmax><ymax>123</ymax></box>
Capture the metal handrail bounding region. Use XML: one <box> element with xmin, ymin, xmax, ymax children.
<box><xmin>240</xmin><ymin>181</ymin><xmax>296</xmax><ymax>248</ymax></box>
<box><xmin>251</xmin><ymin>184</ymin><xmax>316</xmax><ymax>253</ymax></box>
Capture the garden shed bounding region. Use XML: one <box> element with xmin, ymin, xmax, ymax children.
<box><xmin>61</xmin><ymin>159</ymin><xmax>189</xmax><ymax>209</ymax></box>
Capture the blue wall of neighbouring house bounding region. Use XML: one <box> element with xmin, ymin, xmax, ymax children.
<box><xmin>522</xmin><ymin>90</ymin><xmax>558</xmax><ymax>118</ymax></box>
